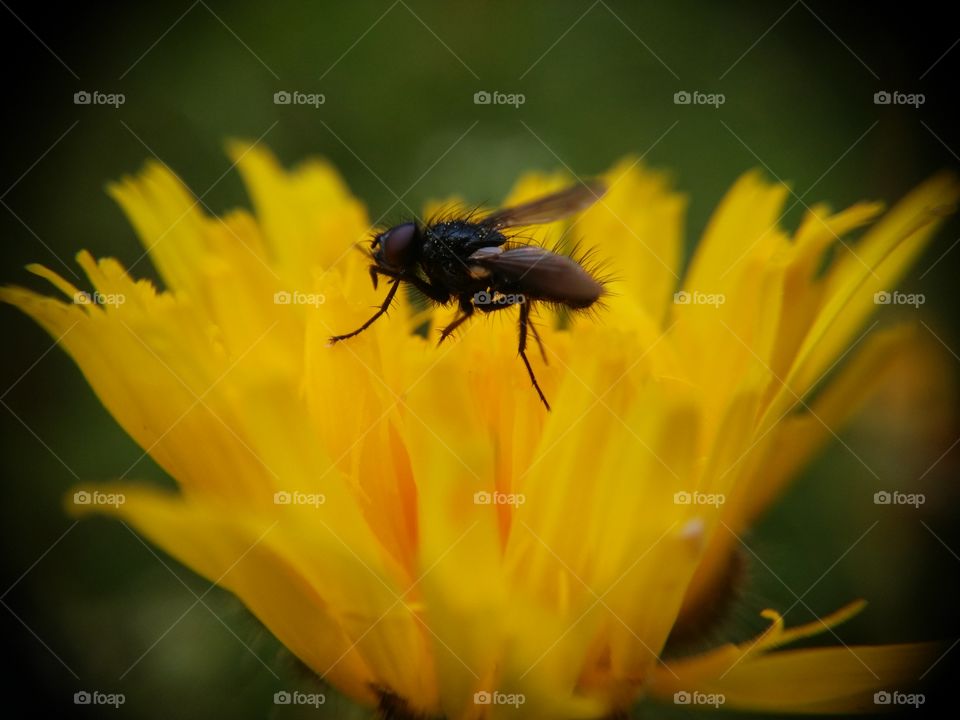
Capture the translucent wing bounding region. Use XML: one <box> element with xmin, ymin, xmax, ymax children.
<box><xmin>480</xmin><ymin>181</ymin><xmax>605</xmax><ymax>229</ymax></box>
<box><xmin>469</xmin><ymin>246</ymin><xmax>603</xmax><ymax>309</ymax></box>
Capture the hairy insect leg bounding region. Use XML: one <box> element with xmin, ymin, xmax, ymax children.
<box><xmin>437</xmin><ymin>296</ymin><xmax>474</xmax><ymax>345</ymax></box>
<box><xmin>527</xmin><ymin>313</ymin><xmax>548</xmax><ymax>365</ymax></box>
<box><xmin>328</xmin><ymin>279</ymin><xmax>400</xmax><ymax>344</ymax></box>
<box><xmin>474</xmin><ymin>295</ymin><xmax>549</xmax><ymax>364</ymax></box>
<box><xmin>518</xmin><ymin>302</ymin><xmax>550</xmax><ymax>410</ymax></box>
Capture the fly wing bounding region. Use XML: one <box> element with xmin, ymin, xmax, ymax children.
<box><xmin>479</xmin><ymin>181</ymin><xmax>605</xmax><ymax>229</ymax></box>
<box><xmin>469</xmin><ymin>246</ymin><xmax>602</xmax><ymax>309</ymax></box>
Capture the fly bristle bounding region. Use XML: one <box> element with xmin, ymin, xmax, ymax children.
<box><xmin>545</xmin><ymin>237</ymin><xmax>618</xmax><ymax>323</ymax></box>
<box><xmin>567</xmin><ymin>240</ymin><xmax>618</xmax><ymax>287</ymax></box>
<box><xmin>502</xmin><ymin>228</ymin><xmax>549</xmax><ymax>249</ymax></box>
<box><xmin>425</xmin><ymin>202</ymin><xmax>487</xmax><ymax>227</ymax></box>
<box><xmin>352</xmin><ymin>238</ymin><xmax>378</xmax><ymax>261</ymax></box>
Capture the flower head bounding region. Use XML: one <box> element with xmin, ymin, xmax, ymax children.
<box><xmin>3</xmin><ymin>144</ymin><xmax>956</xmax><ymax>718</ymax></box>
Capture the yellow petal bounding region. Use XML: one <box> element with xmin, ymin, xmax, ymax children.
<box><xmin>227</xmin><ymin>140</ymin><xmax>371</xmax><ymax>287</ymax></box>
<box><xmin>68</xmin><ymin>485</ymin><xmax>380</xmax><ymax>706</ymax></box>
<box><xmin>648</xmin><ymin>602</ymin><xmax>936</xmax><ymax>713</ymax></box>
<box><xmin>576</xmin><ymin>158</ymin><xmax>686</xmax><ymax>324</ymax></box>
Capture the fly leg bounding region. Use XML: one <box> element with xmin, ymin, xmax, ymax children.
<box><xmin>527</xmin><ymin>314</ymin><xmax>548</xmax><ymax>365</ymax></box>
<box><xmin>438</xmin><ymin>295</ymin><xmax>475</xmax><ymax>345</ymax></box>
<box><xmin>371</xmin><ymin>266</ymin><xmax>449</xmax><ymax>303</ymax></box>
<box><xmin>473</xmin><ymin>295</ymin><xmax>550</xmax><ymax>409</ymax></box>
<box><xmin>518</xmin><ymin>301</ymin><xmax>550</xmax><ymax>410</ymax></box>
<box><xmin>328</xmin><ymin>279</ymin><xmax>400</xmax><ymax>343</ymax></box>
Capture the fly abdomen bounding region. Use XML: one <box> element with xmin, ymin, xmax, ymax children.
<box><xmin>468</xmin><ymin>245</ymin><xmax>604</xmax><ymax>309</ymax></box>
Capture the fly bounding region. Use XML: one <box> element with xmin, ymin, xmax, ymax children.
<box><xmin>329</xmin><ymin>181</ymin><xmax>608</xmax><ymax>410</ymax></box>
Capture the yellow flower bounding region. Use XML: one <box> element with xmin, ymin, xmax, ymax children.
<box><xmin>3</xmin><ymin>144</ymin><xmax>956</xmax><ymax>719</ymax></box>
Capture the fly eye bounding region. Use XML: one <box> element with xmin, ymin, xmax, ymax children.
<box><xmin>379</xmin><ymin>223</ymin><xmax>418</xmax><ymax>267</ymax></box>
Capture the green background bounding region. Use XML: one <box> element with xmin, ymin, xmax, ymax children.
<box><xmin>1</xmin><ymin>1</ymin><xmax>958</xmax><ymax>717</ymax></box>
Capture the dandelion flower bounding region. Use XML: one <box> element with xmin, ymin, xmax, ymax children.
<box><xmin>3</xmin><ymin>144</ymin><xmax>956</xmax><ymax>718</ymax></box>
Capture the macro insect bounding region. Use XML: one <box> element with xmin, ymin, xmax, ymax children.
<box><xmin>329</xmin><ymin>181</ymin><xmax>607</xmax><ymax>410</ymax></box>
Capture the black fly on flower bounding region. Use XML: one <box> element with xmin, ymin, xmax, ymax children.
<box><xmin>329</xmin><ymin>181</ymin><xmax>610</xmax><ymax>410</ymax></box>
